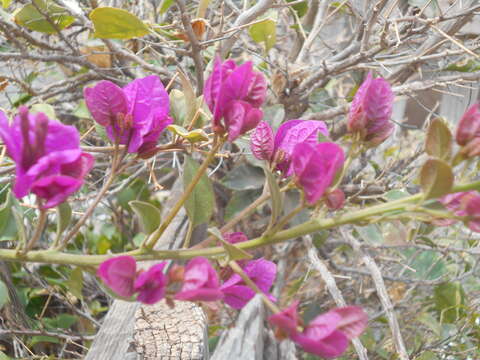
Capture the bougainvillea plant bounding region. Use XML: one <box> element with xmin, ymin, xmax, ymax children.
<box><xmin>1</xmin><ymin>53</ymin><xmax>480</xmax><ymax>359</ymax></box>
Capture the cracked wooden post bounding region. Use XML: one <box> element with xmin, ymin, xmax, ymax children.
<box><xmin>86</xmin><ymin>180</ymin><xmax>208</xmax><ymax>360</ymax></box>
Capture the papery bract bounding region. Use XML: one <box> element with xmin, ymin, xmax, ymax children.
<box><xmin>274</xmin><ymin>119</ymin><xmax>329</xmax><ymax>176</ymax></box>
<box><xmin>175</xmin><ymin>257</ymin><xmax>223</xmax><ymax>302</ymax></box>
<box><xmin>292</xmin><ymin>142</ymin><xmax>345</xmax><ymax>204</ymax></box>
<box><xmin>84</xmin><ymin>76</ymin><xmax>171</xmax><ymax>153</ymax></box>
<box><xmin>435</xmin><ymin>191</ymin><xmax>476</xmax><ymax>226</ymax></box>
<box><xmin>220</xmin><ymin>258</ymin><xmax>276</xmax><ymax>309</ymax></box>
<box><xmin>134</xmin><ymin>262</ymin><xmax>169</xmax><ymax>305</ymax></box>
<box><xmin>203</xmin><ymin>58</ymin><xmax>266</xmax><ymax>141</ymax></box>
<box><xmin>97</xmin><ymin>256</ymin><xmax>137</xmax><ymax>298</ymax></box>
<box><xmin>0</xmin><ymin>107</ymin><xmax>94</xmax><ymax>208</ymax></box>
<box><xmin>348</xmin><ymin>72</ymin><xmax>394</xmax><ymax>146</ymax></box>
<box><xmin>455</xmin><ymin>103</ymin><xmax>480</xmax><ymax>146</ymax></box>
<box><xmin>462</xmin><ymin>193</ymin><xmax>480</xmax><ymax>232</ymax></box>
<box><xmin>292</xmin><ymin>306</ymin><xmax>367</xmax><ymax>359</ymax></box>
<box><xmin>250</xmin><ymin>121</ymin><xmax>274</xmax><ymax>160</ymax></box>
<box><xmin>268</xmin><ymin>300</ymin><xmax>301</xmax><ymax>337</ymax></box>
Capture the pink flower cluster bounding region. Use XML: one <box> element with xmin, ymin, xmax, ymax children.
<box><xmin>0</xmin><ymin>107</ymin><xmax>94</xmax><ymax>208</ymax></box>
<box><xmin>436</xmin><ymin>191</ymin><xmax>480</xmax><ymax>232</ymax></box>
<box><xmin>204</xmin><ymin>57</ymin><xmax>267</xmax><ymax>141</ymax></box>
<box><xmin>84</xmin><ymin>76</ymin><xmax>172</xmax><ymax>156</ymax></box>
<box><xmin>347</xmin><ymin>72</ymin><xmax>394</xmax><ymax>146</ymax></box>
<box><xmin>269</xmin><ymin>302</ymin><xmax>367</xmax><ymax>359</ymax></box>
<box><xmin>97</xmin><ymin>233</ymin><xmax>276</xmax><ymax>308</ymax></box>
<box><xmin>250</xmin><ymin>119</ymin><xmax>345</xmax><ymax>205</ymax></box>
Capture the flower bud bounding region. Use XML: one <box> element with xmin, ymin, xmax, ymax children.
<box><xmin>326</xmin><ymin>188</ymin><xmax>345</xmax><ymax>210</ymax></box>
<box><xmin>455</xmin><ymin>103</ymin><xmax>480</xmax><ymax>146</ymax></box>
<box><xmin>348</xmin><ymin>72</ymin><xmax>394</xmax><ymax>146</ymax></box>
<box><xmin>250</xmin><ymin>121</ymin><xmax>274</xmax><ymax>160</ymax></box>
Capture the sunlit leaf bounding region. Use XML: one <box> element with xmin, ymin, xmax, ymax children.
<box><xmin>167</xmin><ymin>124</ymin><xmax>209</xmax><ymax>143</ymax></box>
<box><xmin>15</xmin><ymin>0</ymin><xmax>75</xmax><ymax>34</ymax></box>
<box><xmin>90</xmin><ymin>7</ymin><xmax>149</xmax><ymax>39</ymax></box>
<box><xmin>56</xmin><ymin>202</ymin><xmax>72</xmax><ymax>239</ymax></box>
<box><xmin>264</xmin><ymin>167</ymin><xmax>283</xmax><ymax>229</ymax></box>
<box><xmin>425</xmin><ymin>118</ymin><xmax>452</xmax><ymax>161</ymax></box>
<box><xmin>419</xmin><ymin>159</ymin><xmax>453</xmax><ymax>200</ymax></box>
<box><xmin>249</xmin><ymin>18</ymin><xmax>276</xmax><ymax>52</ymax></box>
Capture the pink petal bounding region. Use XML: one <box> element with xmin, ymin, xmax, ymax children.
<box><xmin>268</xmin><ymin>300</ymin><xmax>301</xmax><ymax>336</ymax></box>
<box><xmin>31</xmin><ymin>175</ymin><xmax>83</xmax><ymax>209</ymax></box>
<box><xmin>331</xmin><ymin>306</ymin><xmax>368</xmax><ymax>339</ymax></box>
<box><xmin>84</xmin><ymin>81</ymin><xmax>128</xmax><ymax>127</ymax></box>
<box><xmin>134</xmin><ymin>262</ymin><xmax>168</xmax><ymax>305</ymax></box>
<box><xmin>293</xmin><ymin>329</ymin><xmax>349</xmax><ymax>359</ymax></box>
<box><xmin>97</xmin><ymin>256</ymin><xmax>137</xmax><ymax>297</ymax></box>
<box><xmin>250</xmin><ymin>121</ymin><xmax>274</xmax><ymax>160</ymax></box>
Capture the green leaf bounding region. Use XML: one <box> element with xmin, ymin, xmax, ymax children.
<box><xmin>225</xmin><ymin>189</ymin><xmax>262</xmax><ymax>221</ymax></box>
<box><xmin>159</xmin><ymin>0</ymin><xmax>174</xmax><ymax>14</ymax></box>
<box><xmin>264</xmin><ymin>167</ymin><xmax>283</xmax><ymax>229</ymax></box>
<box><xmin>15</xmin><ymin>0</ymin><xmax>75</xmax><ymax>34</ymax></box>
<box><xmin>425</xmin><ymin>118</ymin><xmax>452</xmax><ymax>161</ymax></box>
<box><xmin>287</xmin><ymin>0</ymin><xmax>308</xmax><ymax>17</ymax></box>
<box><xmin>0</xmin><ymin>280</ymin><xmax>9</xmax><ymax>309</ymax></box>
<box><xmin>222</xmin><ymin>164</ymin><xmax>265</xmax><ymax>191</ymax></box>
<box><xmin>170</xmin><ymin>89</ymin><xmax>188</xmax><ymax>125</ymax></box>
<box><xmin>208</xmin><ymin>227</ymin><xmax>252</xmax><ymax>261</ymax></box>
<box><xmin>434</xmin><ymin>282</ymin><xmax>467</xmax><ymax>323</ymax></box>
<box><xmin>0</xmin><ymin>190</ymin><xmax>18</xmax><ymax>242</ymax></box>
<box><xmin>129</xmin><ymin>200</ymin><xmax>161</xmax><ymax>234</ymax></box>
<box><xmin>43</xmin><ymin>313</ymin><xmax>78</xmax><ymax>329</ymax></box>
<box><xmin>419</xmin><ymin>159</ymin><xmax>454</xmax><ymax>200</ymax></box>
<box><xmin>56</xmin><ymin>202</ymin><xmax>72</xmax><ymax>239</ymax></box>
<box><xmin>183</xmin><ymin>156</ymin><xmax>215</xmax><ymax>227</ymax></box>
<box><xmin>0</xmin><ymin>351</ymin><xmax>10</xmax><ymax>360</ymax></box>
<box><xmin>66</xmin><ymin>267</ymin><xmax>83</xmax><ymax>300</ymax></box>
<box><xmin>89</xmin><ymin>7</ymin><xmax>149</xmax><ymax>39</ymax></box>
<box><xmin>30</xmin><ymin>103</ymin><xmax>56</xmax><ymax>119</ymax></box>
<box><xmin>248</xmin><ymin>18</ymin><xmax>276</xmax><ymax>52</ymax></box>
<box><xmin>167</xmin><ymin>125</ymin><xmax>209</xmax><ymax>143</ymax></box>
<box><xmin>416</xmin><ymin>351</ymin><xmax>440</xmax><ymax>360</ymax></box>
<box><xmin>29</xmin><ymin>336</ymin><xmax>61</xmax><ymax>346</ymax></box>
<box><xmin>444</xmin><ymin>59</ymin><xmax>480</xmax><ymax>73</ymax></box>
<box><xmin>177</xmin><ymin>69</ymin><xmax>197</xmax><ymax>126</ymax></box>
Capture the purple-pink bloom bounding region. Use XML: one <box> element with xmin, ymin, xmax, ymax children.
<box><xmin>292</xmin><ymin>142</ymin><xmax>345</xmax><ymax>205</ymax></box>
<box><xmin>292</xmin><ymin>306</ymin><xmax>367</xmax><ymax>359</ymax></box>
<box><xmin>348</xmin><ymin>72</ymin><xmax>394</xmax><ymax>146</ymax></box>
<box><xmin>0</xmin><ymin>107</ymin><xmax>94</xmax><ymax>209</ymax></box>
<box><xmin>435</xmin><ymin>191</ymin><xmax>476</xmax><ymax>226</ymax></box>
<box><xmin>175</xmin><ymin>257</ymin><xmax>223</xmax><ymax>302</ymax></box>
<box><xmin>250</xmin><ymin>121</ymin><xmax>274</xmax><ymax>160</ymax></box>
<box><xmin>97</xmin><ymin>256</ymin><xmax>137</xmax><ymax>298</ymax></box>
<box><xmin>274</xmin><ymin>120</ymin><xmax>329</xmax><ymax>176</ymax></box>
<box><xmin>220</xmin><ymin>258</ymin><xmax>276</xmax><ymax>309</ymax></box>
<box><xmin>134</xmin><ymin>262</ymin><xmax>169</xmax><ymax>305</ymax></box>
<box><xmin>84</xmin><ymin>76</ymin><xmax>172</xmax><ymax>153</ymax></box>
<box><xmin>203</xmin><ymin>57</ymin><xmax>266</xmax><ymax>141</ymax></box>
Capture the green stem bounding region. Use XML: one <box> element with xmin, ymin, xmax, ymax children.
<box><xmin>143</xmin><ymin>138</ymin><xmax>224</xmax><ymax>249</ymax></box>
<box><xmin>22</xmin><ymin>209</ymin><xmax>47</xmax><ymax>254</ymax></box>
<box><xmin>5</xmin><ymin>180</ymin><xmax>480</xmax><ymax>266</ymax></box>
